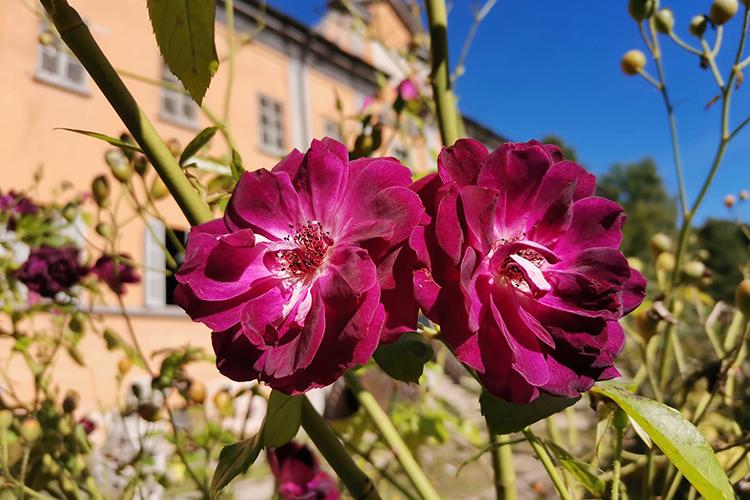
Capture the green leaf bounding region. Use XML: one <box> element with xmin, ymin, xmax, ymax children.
<box><xmin>55</xmin><ymin>128</ymin><xmax>143</xmax><ymax>152</ymax></box>
<box><xmin>180</xmin><ymin>126</ymin><xmax>220</xmax><ymax>166</ymax></box>
<box><xmin>480</xmin><ymin>391</ymin><xmax>579</xmax><ymax>435</ymax></box>
<box><xmin>263</xmin><ymin>390</ymin><xmax>302</xmax><ymax>448</ymax></box>
<box><xmin>209</xmin><ymin>433</ymin><xmax>263</xmax><ymax>499</ymax></box>
<box><xmin>147</xmin><ymin>0</ymin><xmax>219</xmax><ymax>104</ymax></box>
<box><xmin>546</xmin><ymin>441</ymin><xmax>605</xmax><ymax>497</ymax></box>
<box><xmin>373</xmin><ymin>332</ymin><xmax>433</xmax><ymax>383</ymax></box>
<box><xmin>591</xmin><ymin>382</ymin><xmax>734</xmax><ymax>500</ymax></box>
<box><xmin>230</xmin><ymin>149</ymin><xmax>245</xmax><ymax>180</ymax></box>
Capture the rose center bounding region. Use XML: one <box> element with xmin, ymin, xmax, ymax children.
<box><xmin>278</xmin><ymin>221</ymin><xmax>333</xmax><ymax>277</ymax></box>
<box><xmin>490</xmin><ymin>236</ymin><xmax>555</xmax><ymax>298</ymax></box>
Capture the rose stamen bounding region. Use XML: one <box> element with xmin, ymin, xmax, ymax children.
<box><xmin>278</xmin><ymin>221</ymin><xmax>333</xmax><ymax>277</ymax></box>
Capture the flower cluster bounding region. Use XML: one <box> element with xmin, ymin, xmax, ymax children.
<box><xmin>268</xmin><ymin>442</ymin><xmax>339</xmax><ymax>500</ymax></box>
<box><xmin>92</xmin><ymin>253</ymin><xmax>140</xmax><ymax>295</ymax></box>
<box><xmin>175</xmin><ymin>138</ymin><xmax>645</xmax><ymax>402</ymax></box>
<box><xmin>16</xmin><ymin>246</ymin><xmax>88</xmax><ymax>298</ymax></box>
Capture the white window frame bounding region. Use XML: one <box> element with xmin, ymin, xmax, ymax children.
<box><xmin>143</xmin><ymin>217</ymin><xmax>167</xmax><ymax>309</ymax></box>
<box><xmin>34</xmin><ymin>24</ymin><xmax>88</xmax><ymax>94</ymax></box>
<box><xmin>258</xmin><ymin>94</ymin><xmax>286</xmax><ymax>155</ymax></box>
<box><xmin>159</xmin><ymin>66</ymin><xmax>199</xmax><ymax>129</ymax></box>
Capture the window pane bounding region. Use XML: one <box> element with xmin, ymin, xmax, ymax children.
<box><xmin>163</xmin><ymin>95</ymin><xmax>177</xmax><ymax>114</ymax></box>
<box><xmin>183</xmin><ymin>100</ymin><xmax>196</xmax><ymax>119</ymax></box>
<box><xmin>40</xmin><ymin>48</ymin><xmax>59</xmax><ymax>73</ymax></box>
<box><xmin>66</xmin><ymin>60</ymin><xmax>84</xmax><ymax>84</ymax></box>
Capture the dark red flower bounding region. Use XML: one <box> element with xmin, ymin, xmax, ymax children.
<box><xmin>268</xmin><ymin>442</ymin><xmax>340</xmax><ymax>500</ymax></box>
<box><xmin>92</xmin><ymin>254</ymin><xmax>140</xmax><ymax>295</ymax></box>
<box><xmin>411</xmin><ymin>139</ymin><xmax>646</xmax><ymax>403</ymax></box>
<box><xmin>16</xmin><ymin>246</ymin><xmax>88</xmax><ymax>298</ymax></box>
<box><xmin>0</xmin><ymin>190</ymin><xmax>38</xmax><ymax>216</ymax></box>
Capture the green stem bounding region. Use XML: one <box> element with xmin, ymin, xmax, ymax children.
<box><xmin>344</xmin><ymin>372</ymin><xmax>441</xmax><ymax>500</ymax></box>
<box><xmin>425</xmin><ymin>0</ymin><xmax>461</xmax><ymax>146</ymax></box>
<box><xmin>522</xmin><ymin>428</ymin><xmax>572</xmax><ymax>500</ymax></box>
<box><xmin>41</xmin><ymin>2</ymin><xmax>379</xmax><ymax>497</ymax></box>
<box><xmin>223</xmin><ymin>0</ymin><xmax>236</xmax><ymax>126</ymax></box>
<box><xmin>489</xmin><ymin>433</ymin><xmax>517</xmax><ymax>500</ymax></box>
<box><xmin>301</xmin><ymin>399</ymin><xmax>380</xmax><ymax>500</ymax></box>
<box><xmin>611</xmin><ymin>424</ymin><xmax>624</xmax><ymax>500</ymax></box>
<box><xmin>341</xmin><ymin>438</ymin><xmax>419</xmax><ymax>500</ymax></box>
<box><xmin>41</xmin><ymin>0</ymin><xmax>212</xmax><ymax>226</ymax></box>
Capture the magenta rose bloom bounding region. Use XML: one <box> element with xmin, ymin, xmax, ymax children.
<box><xmin>0</xmin><ymin>190</ymin><xmax>38</xmax><ymax>216</ymax></box>
<box><xmin>268</xmin><ymin>442</ymin><xmax>340</xmax><ymax>500</ymax></box>
<box><xmin>397</xmin><ymin>78</ymin><xmax>420</xmax><ymax>101</ymax></box>
<box><xmin>16</xmin><ymin>245</ymin><xmax>88</xmax><ymax>298</ymax></box>
<box><xmin>174</xmin><ymin>138</ymin><xmax>423</xmax><ymax>394</ymax></box>
<box><xmin>92</xmin><ymin>254</ymin><xmax>140</xmax><ymax>295</ymax></box>
<box><xmin>412</xmin><ymin>139</ymin><xmax>646</xmax><ymax>403</ymax></box>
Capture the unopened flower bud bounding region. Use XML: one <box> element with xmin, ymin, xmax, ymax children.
<box><xmin>621</xmin><ymin>50</ymin><xmax>647</xmax><ymax>75</ymax></box>
<box><xmin>650</xmin><ymin>232</ymin><xmax>672</xmax><ymax>255</ymax></box>
<box><xmin>57</xmin><ymin>418</ymin><xmax>71</xmax><ymax>436</ymax></box>
<box><xmin>0</xmin><ymin>410</ymin><xmax>13</xmax><ymax>430</ymax></box>
<box><xmin>656</xmin><ymin>251</ymin><xmax>676</xmax><ymax>273</ymax></box>
<box><xmin>628</xmin><ymin>0</ymin><xmax>658</xmax><ymax>21</ymax></box>
<box><xmin>105</xmin><ymin>150</ymin><xmax>133</xmax><ymax>183</ymax></box>
<box><xmin>20</xmin><ymin>418</ymin><xmax>41</xmax><ymax>442</ymax></box>
<box><xmin>736</xmin><ymin>279</ymin><xmax>750</xmax><ymax>316</ymax></box>
<box><xmin>95</xmin><ymin>222</ymin><xmax>113</xmax><ymax>239</ymax></box>
<box><xmin>725</xmin><ymin>194</ymin><xmax>737</xmax><ymax>208</ymax></box>
<box><xmin>188</xmin><ymin>381</ymin><xmax>207</xmax><ymax>404</ymax></box>
<box><xmin>137</xmin><ymin>403</ymin><xmax>160</xmax><ymax>422</ymax></box>
<box><xmin>213</xmin><ymin>389</ymin><xmax>232</xmax><ymax>413</ymax></box>
<box><xmin>683</xmin><ymin>261</ymin><xmax>706</xmax><ymax>281</ymax></box>
<box><xmin>119</xmin><ymin>133</ymin><xmax>137</xmax><ymax>160</ymax></box>
<box><xmin>149</xmin><ymin>177</ymin><xmax>169</xmax><ymax>200</ymax></box>
<box><xmin>91</xmin><ymin>175</ymin><xmax>110</xmax><ymax>208</ymax></box>
<box><xmin>62</xmin><ymin>203</ymin><xmax>78</xmax><ymax>223</ymax></box>
<box><xmin>613</xmin><ymin>407</ymin><xmax>629</xmax><ymax>430</ymax></box>
<box><xmin>635</xmin><ymin>308</ymin><xmax>659</xmax><ymax>341</ymax></box>
<box><xmin>63</xmin><ymin>390</ymin><xmax>80</xmax><ymax>414</ymax></box>
<box><xmin>133</xmin><ymin>156</ymin><xmax>149</xmax><ymax>176</ymax></box>
<box><xmin>740</xmin><ymin>190</ymin><xmax>749</xmax><ymax>200</ymax></box>
<box><xmin>38</xmin><ymin>31</ymin><xmax>55</xmax><ymax>46</ymax></box>
<box><xmin>68</xmin><ymin>312</ymin><xmax>85</xmax><ymax>334</ymax></box>
<box><xmin>689</xmin><ymin>15</ymin><xmax>708</xmax><ymax>37</ymax></box>
<box><xmin>655</xmin><ymin>8</ymin><xmax>675</xmax><ymax>33</ymax></box>
<box><xmin>118</xmin><ymin>356</ymin><xmax>133</xmax><ymax>375</ymax></box>
<box><xmin>627</xmin><ymin>257</ymin><xmax>645</xmax><ymax>273</ymax></box>
<box><xmin>711</xmin><ymin>0</ymin><xmax>739</xmax><ymax>25</ymax></box>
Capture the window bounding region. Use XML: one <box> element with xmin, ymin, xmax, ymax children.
<box><xmin>391</xmin><ymin>143</ymin><xmax>410</xmax><ymax>163</ymax></box>
<box><xmin>143</xmin><ymin>218</ymin><xmax>187</xmax><ymax>308</ymax></box>
<box><xmin>160</xmin><ymin>66</ymin><xmax>198</xmax><ymax>128</ymax></box>
<box><xmin>34</xmin><ymin>26</ymin><xmax>88</xmax><ymax>93</ymax></box>
<box><xmin>323</xmin><ymin>118</ymin><xmax>341</xmax><ymax>140</ymax></box>
<box><xmin>258</xmin><ymin>94</ymin><xmax>285</xmax><ymax>154</ymax></box>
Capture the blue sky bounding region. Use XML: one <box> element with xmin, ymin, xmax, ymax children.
<box><xmin>268</xmin><ymin>1</ymin><xmax>750</xmax><ymax>221</ymax></box>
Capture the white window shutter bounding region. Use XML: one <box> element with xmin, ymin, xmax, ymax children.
<box><xmin>144</xmin><ymin>217</ymin><xmax>166</xmax><ymax>308</ymax></box>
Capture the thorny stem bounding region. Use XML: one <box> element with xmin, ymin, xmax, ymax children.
<box><xmin>344</xmin><ymin>372</ymin><xmax>441</xmax><ymax>500</ymax></box>
<box><xmin>40</xmin><ymin>1</ymin><xmax>381</xmax><ymax>497</ymax></box>
<box><xmin>489</xmin><ymin>433</ymin><xmax>517</xmax><ymax>500</ymax></box>
<box><xmin>341</xmin><ymin>438</ymin><xmax>419</xmax><ymax>500</ymax></box>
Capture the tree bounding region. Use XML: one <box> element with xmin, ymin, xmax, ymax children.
<box><xmin>597</xmin><ymin>159</ymin><xmax>677</xmax><ymax>264</ymax></box>
<box><xmin>697</xmin><ymin>218</ymin><xmax>749</xmax><ymax>303</ymax></box>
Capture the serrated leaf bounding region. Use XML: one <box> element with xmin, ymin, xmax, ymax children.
<box><xmin>480</xmin><ymin>391</ymin><xmax>579</xmax><ymax>435</ymax></box>
<box><xmin>55</xmin><ymin>128</ymin><xmax>142</xmax><ymax>152</ymax></box>
<box><xmin>546</xmin><ymin>441</ymin><xmax>605</xmax><ymax>497</ymax></box>
<box><xmin>209</xmin><ymin>434</ymin><xmax>263</xmax><ymax>499</ymax></box>
<box><xmin>263</xmin><ymin>390</ymin><xmax>302</xmax><ymax>448</ymax></box>
<box><xmin>147</xmin><ymin>0</ymin><xmax>218</xmax><ymax>104</ymax></box>
<box><xmin>373</xmin><ymin>332</ymin><xmax>433</xmax><ymax>383</ymax></box>
<box><xmin>591</xmin><ymin>382</ymin><xmax>733</xmax><ymax>500</ymax></box>
<box><xmin>180</xmin><ymin>126</ymin><xmax>219</xmax><ymax>166</ymax></box>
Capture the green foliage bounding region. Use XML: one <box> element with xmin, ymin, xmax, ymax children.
<box><xmin>597</xmin><ymin>159</ymin><xmax>677</xmax><ymax>264</ymax></box>
<box><xmin>697</xmin><ymin>218</ymin><xmax>750</xmax><ymax>303</ymax></box>
<box><xmin>373</xmin><ymin>332</ymin><xmax>433</xmax><ymax>383</ymax></box>
<box><xmin>179</xmin><ymin>126</ymin><xmax>220</xmax><ymax>166</ymax></box>
<box><xmin>591</xmin><ymin>382</ymin><xmax>734</xmax><ymax>500</ymax></box>
<box><xmin>545</xmin><ymin>441</ymin><xmax>605</xmax><ymax>497</ymax></box>
<box><xmin>480</xmin><ymin>390</ymin><xmax>579</xmax><ymax>435</ymax></box>
<box><xmin>56</xmin><ymin>128</ymin><xmax>143</xmax><ymax>152</ymax></box>
<box><xmin>263</xmin><ymin>391</ymin><xmax>302</xmax><ymax>448</ymax></box>
<box><xmin>147</xmin><ymin>0</ymin><xmax>219</xmax><ymax>104</ymax></box>
<box><xmin>210</xmin><ymin>434</ymin><xmax>264</xmax><ymax>499</ymax></box>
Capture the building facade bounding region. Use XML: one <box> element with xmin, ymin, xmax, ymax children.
<box><xmin>0</xmin><ymin>0</ymin><xmax>503</xmax><ymax>408</ymax></box>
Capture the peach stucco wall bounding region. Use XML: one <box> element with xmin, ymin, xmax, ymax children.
<box><xmin>0</xmin><ymin>0</ymin><xmax>366</xmax><ymax>410</ymax></box>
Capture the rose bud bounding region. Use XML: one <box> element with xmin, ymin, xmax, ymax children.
<box><xmin>134</xmin><ymin>156</ymin><xmax>149</xmax><ymax>176</ymax></box>
<box><xmin>650</xmin><ymin>232</ymin><xmax>672</xmax><ymax>255</ymax></box>
<box><xmin>63</xmin><ymin>390</ymin><xmax>80</xmax><ymax>414</ymax></box>
<box><xmin>105</xmin><ymin>149</ymin><xmax>133</xmax><ymax>183</ymax></box>
<box><xmin>118</xmin><ymin>356</ymin><xmax>133</xmax><ymax>375</ymax></box>
<box><xmin>621</xmin><ymin>50</ymin><xmax>647</xmax><ymax>75</ymax></box>
<box><xmin>188</xmin><ymin>381</ymin><xmax>207</xmax><ymax>404</ymax></box>
<box><xmin>0</xmin><ymin>410</ymin><xmax>13</xmax><ymax>430</ymax></box>
<box><xmin>62</xmin><ymin>203</ymin><xmax>78</xmax><ymax>223</ymax></box>
<box><xmin>655</xmin><ymin>8</ymin><xmax>675</xmax><ymax>33</ymax></box>
<box><xmin>736</xmin><ymin>279</ymin><xmax>750</xmax><ymax>317</ymax></box>
<box><xmin>20</xmin><ymin>418</ymin><xmax>41</xmax><ymax>442</ymax></box>
<box><xmin>68</xmin><ymin>312</ymin><xmax>85</xmax><ymax>334</ymax></box>
<box><xmin>96</xmin><ymin>222</ymin><xmax>113</xmax><ymax>239</ymax></box>
<box><xmin>149</xmin><ymin>177</ymin><xmax>169</xmax><ymax>200</ymax></box>
<box><xmin>119</xmin><ymin>133</ymin><xmax>137</xmax><ymax>160</ymax></box>
<box><xmin>91</xmin><ymin>175</ymin><xmax>110</xmax><ymax>208</ymax></box>
<box><xmin>656</xmin><ymin>251</ymin><xmax>676</xmax><ymax>273</ymax></box>
<box><xmin>682</xmin><ymin>261</ymin><xmax>706</xmax><ymax>281</ymax></box>
<box><xmin>740</xmin><ymin>190</ymin><xmax>749</xmax><ymax>200</ymax></box>
<box><xmin>628</xmin><ymin>0</ymin><xmax>658</xmax><ymax>21</ymax></box>
<box><xmin>725</xmin><ymin>194</ymin><xmax>737</xmax><ymax>208</ymax></box>
<box><xmin>690</xmin><ymin>15</ymin><xmax>708</xmax><ymax>37</ymax></box>
<box><xmin>710</xmin><ymin>0</ymin><xmax>739</xmax><ymax>25</ymax></box>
